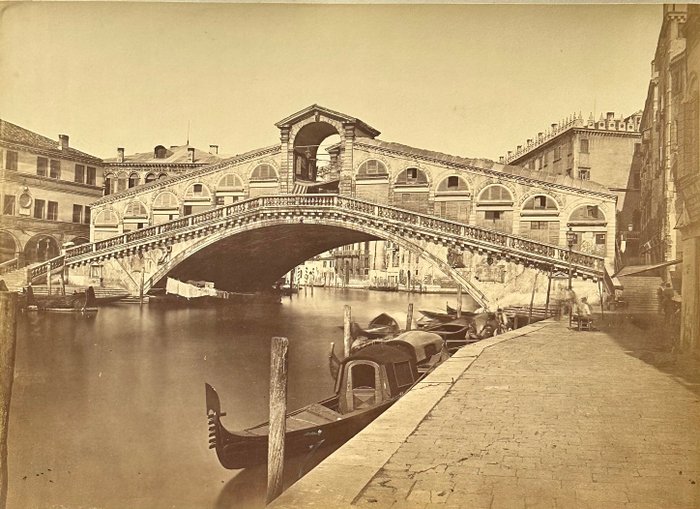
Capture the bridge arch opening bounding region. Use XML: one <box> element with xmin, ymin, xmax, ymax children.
<box><xmin>293</xmin><ymin>121</ymin><xmax>340</xmax><ymax>183</ymax></box>
<box><xmin>0</xmin><ymin>230</ymin><xmax>20</xmax><ymax>263</ymax></box>
<box><xmin>25</xmin><ymin>234</ymin><xmax>59</xmax><ymax>264</ymax></box>
<box><xmin>520</xmin><ymin>194</ymin><xmax>560</xmax><ymax>244</ymax></box>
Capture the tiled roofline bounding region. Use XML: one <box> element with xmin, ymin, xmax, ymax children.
<box><xmin>354</xmin><ymin>140</ymin><xmax>617</xmax><ymax>201</ymax></box>
<box><xmin>0</xmin><ymin>139</ymin><xmax>103</xmax><ymax>165</ymax></box>
<box><xmin>92</xmin><ymin>144</ymin><xmax>280</xmax><ymax>206</ymax></box>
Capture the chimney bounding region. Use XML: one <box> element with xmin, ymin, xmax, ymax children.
<box><xmin>499</xmin><ymin>156</ymin><xmax>505</xmax><ymax>163</ymax></box>
<box><xmin>117</xmin><ymin>147</ymin><xmax>125</xmax><ymax>163</ymax></box>
<box><xmin>209</xmin><ymin>144</ymin><xmax>219</xmax><ymax>155</ymax></box>
<box><xmin>58</xmin><ymin>134</ymin><xmax>69</xmax><ymax>150</ymax></box>
<box><xmin>188</xmin><ymin>147</ymin><xmax>195</xmax><ymax>163</ymax></box>
<box><xmin>606</xmin><ymin>112</ymin><xmax>615</xmax><ymax>120</ymax></box>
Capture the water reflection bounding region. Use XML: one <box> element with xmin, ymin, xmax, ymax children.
<box><xmin>8</xmin><ymin>288</ymin><xmax>470</xmax><ymax>509</ymax></box>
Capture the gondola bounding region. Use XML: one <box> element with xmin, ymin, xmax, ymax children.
<box><xmin>24</xmin><ymin>285</ymin><xmax>98</xmax><ymax>315</ymax></box>
<box><xmin>205</xmin><ymin>330</ymin><xmax>447</xmax><ymax>470</ymax></box>
<box><xmin>342</xmin><ymin>313</ymin><xmax>400</xmax><ymax>339</ymax></box>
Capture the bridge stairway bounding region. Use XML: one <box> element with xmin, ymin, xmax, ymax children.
<box><xmin>617</xmin><ymin>274</ymin><xmax>663</xmax><ymax>314</ymax></box>
<box><xmin>0</xmin><ymin>265</ymin><xmax>33</xmax><ymax>292</ymax></box>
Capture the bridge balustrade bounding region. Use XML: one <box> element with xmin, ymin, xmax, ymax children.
<box><xmin>28</xmin><ymin>194</ymin><xmax>606</xmax><ymax>285</ymax></box>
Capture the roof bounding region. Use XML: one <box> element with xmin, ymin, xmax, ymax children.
<box><xmin>104</xmin><ymin>144</ymin><xmax>222</xmax><ymax>165</ymax></box>
<box><xmin>0</xmin><ymin>119</ymin><xmax>102</xmax><ymax>163</ymax></box>
<box><xmin>614</xmin><ymin>260</ymin><xmax>683</xmax><ymax>277</ymax></box>
<box><xmin>357</xmin><ymin>138</ymin><xmax>614</xmax><ymax>197</ymax></box>
<box><xmin>275</xmin><ymin>104</ymin><xmax>381</xmax><ymax>138</ymax></box>
<box><xmin>344</xmin><ymin>343</ymin><xmax>413</xmax><ymax>366</ymax></box>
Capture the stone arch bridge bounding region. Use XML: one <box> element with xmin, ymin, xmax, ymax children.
<box><xmin>30</xmin><ymin>194</ymin><xmax>607</xmax><ymax>307</ymax></box>
<box><xmin>20</xmin><ymin>105</ymin><xmax>617</xmax><ymax>305</ymax></box>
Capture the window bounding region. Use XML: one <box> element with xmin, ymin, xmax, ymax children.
<box><xmin>554</xmin><ymin>147</ymin><xmax>561</xmax><ymax>161</ymax></box>
<box><xmin>154</xmin><ymin>145</ymin><xmax>167</xmax><ymax>159</ymax></box>
<box><xmin>447</xmin><ymin>176</ymin><xmax>459</xmax><ymax>189</ymax></box>
<box><xmin>595</xmin><ymin>233</ymin><xmax>606</xmax><ymax>245</ymax></box>
<box><xmin>86</xmin><ymin>166</ymin><xmax>96</xmax><ymax>186</ymax></box>
<box><xmin>104</xmin><ymin>176</ymin><xmax>112</xmax><ymax>195</ymax></box>
<box><xmin>578</xmin><ymin>168</ymin><xmax>590</xmax><ymax>180</ymax></box>
<box><xmin>73</xmin><ymin>204</ymin><xmax>82</xmax><ymax>223</ymax></box>
<box><xmin>34</xmin><ymin>199</ymin><xmax>45</xmax><ymax>219</ymax></box>
<box><xmin>480</xmin><ymin>185</ymin><xmax>513</xmax><ymax>202</ymax></box>
<box><xmin>84</xmin><ymin>206</ymin><xmax>91</xmax><ymax>224</ymax></box>
<box><xmin>357</xmin><ymin>159</ymin><xmax>388</xmax><ymax>177</ymax></box>
<box><xmin>530</xmin><ymin>221</ymin><xmax>547</xmax><ymax>230</ymax></box>
<box><xmin>215</xmin><ymin>196</ymin><xmax>225</xmax><ymax>206</ymax></box>
<box><xmin>49</xmin><ymin>160</ymin><xmax>60</xmax><ymax>179</ymax></box>
<box><xmin>128</xmin><ymin>174</ymin><xmax>139</xmax><ymax>188</ymax></box>
<box><xmin>3</xmin><ymin>151</ymin><xmax>17</xmax><ymax>171</ymax></box>
<box><xmin>2</xmin><ymin>195</ymin><xmax>15</xmax><ymax>215</ymax></box>
<box><xmin>566</xmin><ymin>168</ymin><xmax>573</xmax><ymax>178</ymax></box>
<box><xmin>37</xmin><ymin>157</ymin><xmax>48</xmax><ymax>176</ymax></box>
<box><xmin>145</xmin><ymin>173</ymin><xmax>157</xmax><ymax>184</ymax></box>
<box><xmin>75</xmin><ymin>164</ymin><xmax>85</xmax><ymax>183</ymax></box>
<box><xmin>251</xmin><ymin>164</ymin><xmax>277</xmax><ymax>180</ymax></box>
<box><xmin>580</xmin><ymin>139</ymin><xmax>589</xmax><ymax>153</ymax></box>
<box><xmin>535</xmin><ymin>196</ymin><xmax>547</xmax><ymax>209</ymax></box>
<box><xmin>394</xmin><ymin>361</ymin><xmax>414</xmax><ymax>388</ymax></box>
<box><xmin>407</xmin><ymin>168</ymin><xmax>418</xmax><ymax>180</ymax></box>
<box><xmin>47</xmin><ymin>201</ymin><xmax>58</xmax><ymax>221</ymax></box>
<box><xmin>485</xmin><ymin>211</ymin><xmax>502</xmax><ymax>220</ymax></box>
<box><xmin>193</xmin><ymin>183</ymin><xmax>203</xmax><ymax>194</ymax></box>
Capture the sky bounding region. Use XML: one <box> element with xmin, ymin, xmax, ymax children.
<box><xmin>0</xmin><ymin>3</ymin><xmax>662</xmax><ymax>161</ymax></box>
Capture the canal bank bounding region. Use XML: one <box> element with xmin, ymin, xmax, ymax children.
<box><xmin>269</xmin><ymin>315</ymin><xmax>700</xmax><ymax>509</ymax></box>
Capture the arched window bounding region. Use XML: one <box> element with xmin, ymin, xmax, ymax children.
<box><xmin>569</xmin><ymin>205</ymin><xmax>606</xmax><ymax>222</ymax></box>
<box><xmin>152</xmin><ymin>191</ymin><xmax>179</xmax><ymax>224</ymax></box>
<box><xmin>158</xmin><ymin>173</ymin><xmax>169</xmax><ymax>180</ymax></box>
<box><xmin>357</xmin><ymin>160</ymin><xmax>388</xmax><ymax>178</ymax></box>
<box><xmin>104</xmin><ymin>173</ymin><xmax>115</xmax><ymax>195</ymax></box>
<box><xmin>124</xmin><ymin>200</ymin><xmax>148</xmax><ymax>218</ymax></box>
<box><xmin>568</xmin><ymin>205</ymin><xmax>607</xmax><ymax>255</ymax></box>
<box><xmin>153</xmin><ymin>191</ymin><xmax>179</xmax><ymax>209</ymax></box>
<box><xmin>24</xmin><ymin>235</ymin><xmax>59</xmax><ymax>264</ymax></box>
<box><xmin>145</xmin><ymin>173</ymin><xmax>157</xmax><ymax>184</ymax></box>
<box><xmin>435</xmin><ymin>176</ymin><xmax>471</xmax><ymax>223</ymax></box>
<box><xmin>395</xmin><ymin>167</ymin><xmax>428</xmax><ymax>186</ymax></box>
<box><xmin>478</xmin><ymin>185</ymin><xmax>513</xmax><ymax>203</ymax></box>
<box><xmin>94</xmin><ymin>208</ymin><xmax>120</xmax><ymax>226</ymax></box>
<box><xmin>522</xmin><ymin>194</ymin><xmax>558</xmax><ymax>212</ymax></box>
<box><xmin>184</xmin><ymin>183</ymin><xmax>211</xmax><ymax>199</ymax></box>
<box><xmin>475</xmin><ymin>185</ymin><xmax>514</xmax><ymax>233</ymax></box>
<box><xmin>436</xmin><ymin>176</ymin><xmax>470</xmax><ymax>193</ymax></box>
<box><xmin>217</xmin><ymin>173</ymin><xmax>244</xmax><ymax>190</ymax></box>
<box><xmin>183</xmin><ymin>183</ymin><xmax>212</xmax><ymax>216</ymax></box>
<box><xmin>250</xmin><ymin>164</ymin><xmax>278</xmax><ymax>181</ymax></box>
<box><xmin>116</xmin><ymin>172</ymin><xmax>128</xmax><ymax>193</ymax></box>
<box><xmin>128</xmin><ymin>173</ymin><xmax>139</xmax><ymax>188</ymax></box>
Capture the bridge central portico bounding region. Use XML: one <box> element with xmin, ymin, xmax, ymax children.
<box><xmin>23</xmin><ymin>105</ymin><xmax>617</xmax><ymax>304</ymax></box>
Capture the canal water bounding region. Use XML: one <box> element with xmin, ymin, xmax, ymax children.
<box><xmin>7</xmin><ymin>288</ymin><xmax>474</xmax><ymax>509</ymax></box>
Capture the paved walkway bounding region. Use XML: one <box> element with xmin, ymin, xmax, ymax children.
<box><xmin>270</xmin><ymin>316</ymin><xmax>700</xmax><ymax>509</ymax></box>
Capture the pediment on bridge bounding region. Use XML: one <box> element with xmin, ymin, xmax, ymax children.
<box><xmin>275</xmin><ymin>104</ymin><xmax>381</xmax><ymax>139</ymax></box>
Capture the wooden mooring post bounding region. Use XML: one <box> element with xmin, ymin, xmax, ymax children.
<box><xmin>456</xmin><ymin>286</ymin><xmax>462</xmax><ymax>318</ymax></box>
<box><xmin>0</xmin><ymin>291</ymin><xmax>18</xmax><ymax>509</ymax></box>
<box><xmin>343</xmin><ymin>305</ymin><xmax>352</xmax><ymax>357</ymax></box>
<box><xmin>405</xmin><ymin>303</ymin><xmax>413</xmax><ymax>331</ymax></box>
<box><xmin>267</xmin><ymin>336</ymin><xmax>289</xmax><ymax>505</ymax></box>
<box><xmin>528</xmin><ymin>272</ymin><xmax>539</xmax><ymax>324</ymax></box>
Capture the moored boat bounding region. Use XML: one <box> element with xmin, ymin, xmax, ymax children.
<box><xmin>205</xmin><ymin>330</ymin><xmax>447</xmax><ymax>470</ymax></box>
<box><xmin>24</xmin><ymin>285</ymin><xmax>98</xmax><ymax>315</ymax></box>
<box><xmin>342</xmin><ymin>312</ymin><xmax>400</xmax><ymax>340</ymax></box>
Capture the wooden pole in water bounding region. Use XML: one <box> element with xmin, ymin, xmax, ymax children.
<box><xmin>267</xmin><ymin>336</ymin><xmax>288</xmax><ymax>505</ymax></box>
<box><xmin>139</xmin><ymin>271</ymin><xmax>145</xmax><ymax>306</ymax></box>
<box><xmin>406</xmin><ymin>302</ymin><xmax>413</xmax><ymax>331</ymax></box>
<box><xmin>46</xmin><ymin>267</ymin><xmax>52</xmax><ymax>296</ymax></box>
<box><xmin>456</xmin><ymin>286</ymin><xmax>462</xmax><ymax>318</ymax></box>
<box><xmin>545</xmin><ymin>269</ymin><xmax>553</xmax><ymax>317</ymax></box>
<box><xmin>528</xmin><ymin>271</ymin><xmax>539</xmax><ymax>324</ymax></box>
<box><xmin>0</xmin><ymin>291</ymin><xmax>18</xmax><ymax>509</ymax></box>
<box><xmin>343</xmin><ymin>305</ymin><xmax>352</xmax><ymax>357</ymax></box>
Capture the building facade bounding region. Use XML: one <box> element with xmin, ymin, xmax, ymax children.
<box><xmin>103</xmin><ymin>144</ymin><xmax>223</xmax><ymax>195</ymax></box>
<box><xmin>642</xmin><ymin>4</ymin><xmax>700</xmax><ymax>354</ymax></box>
<box><xmin>502</xmin><ymin>110</ymin><xmax>643</xmax><ymax>265</ymax></box>
<box><xmin>0</xmin><ymin>120</ymin><xmax>104</xmax><ymax>266</ymax></box>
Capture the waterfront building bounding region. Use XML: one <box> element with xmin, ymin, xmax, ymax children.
<box><xmin>640</xmin><ymin>4</ymin><xmax>699</xmax><ymax>354</ymax></box>
<box><xmin>502</xmin><ymin>110</ymin><xmax>643</xmax><ymax>264</ymax></box>
<box><xmin>0</xmin><ymin>119</ymin><xmax>104</xmax><ymax>266</ymax></box>
<box><xmin>103</xmin><ymin>144</ymin><xmax>223</xmax><ymax>195</ymax></box>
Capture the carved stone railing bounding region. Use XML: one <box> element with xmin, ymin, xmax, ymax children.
<box><xmin>0</xmin><ymin>257</ymin><xmax>19</xmax><ymax>275</ymax></box>
<box><xmin>29</xmin><ymin>194</ymin><xmax>606</xmax><ymax>283</ymax></box>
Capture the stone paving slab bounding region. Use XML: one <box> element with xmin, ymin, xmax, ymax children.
<box><xmin>269</xmin><ymin>319</ymin><xmax>700</xmax><ymax>509</ymax></box>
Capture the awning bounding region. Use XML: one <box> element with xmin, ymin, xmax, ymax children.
<box><xmin>614</xmin><ymin>259</ymin><xmax>683</xmax><ymax>277</ymax></box>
